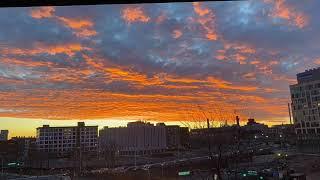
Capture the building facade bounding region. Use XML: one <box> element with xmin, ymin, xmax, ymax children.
<box><xmin>290</xmin><ymin>68</ymin><xmax>320</xmax><ymax>152</ymax></box>
<box><xmin>0</xmin><ymin>130</ymin><xmax>9</xmax><ymax>141</ymax></box>
<box><xmin>36</xmin><ymin>122</ymin><xmax>98</xmax><ymax>154</ymax></box>
<box><xmin>290</xmin><ymin>68</ymin><xmax>320</xmax><ymax>135</ymax></box>
<box><xmin>99</xmin><ymin>121</ymin><xmax>167</xmax><ymax>155</ymax></box>
<box><xmin>243</xmin><ymin>118</ymin><xmax>268</xmax><ymax>132</ymax></box>
<box><xmin>162</xmin><ymin>125</ymin><xmax>190</xmax><ymax>150</ymax></box>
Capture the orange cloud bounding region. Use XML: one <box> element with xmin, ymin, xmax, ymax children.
<box><xmin>193</xmin><ymin>2</ymin><xmax>210</xmax><ymax>17</ymax></box>
<box><xmin>82</xmin><ymin>54</ymin><xmax>165</xmax><ymax>87</ymax></box>
<box><xmin>30</xmin><ymin>7</ymin><xmax>55</xmax><ymax>19</ymax></box>
<box><xmin>216</xmin><ymin>41</ymin><xmax>257</xmax><ymax>64</ymax></box>
<box><xmin>57</xmin><ymin>17</ymin><xmax>97</xmax><ymax>37</ymax></box>
<box><xmin>156</xmin><ymin>11</ymin><xmax>167</xmax><ymax>24</ymax></box>
<box><xmin>250</xmin><ymin>60</ymin><xmax>260</xmax><ymax>65</ymax></box>
<box><xmin>314</xmin><ymin>58</ymin><xmax>320</xmax><ymax>65</ymax></box>
<box><xmin>1</xmin><ymin>58</ymin><xmax>52</xmax><ymax>68</ymax></box>
<box><xmin>1</xmin><ymin>43</ymin><xmax>89</xmax><ymax>57</ymax></box>
<box><xmin>0</xmin><ymin>88</ymin><xmax>271</xmax><ymax>124</ymax></box>
<box><xmin>207</xmin><ymin>77</ymin><xmax>258</xmax><ymax>91</ymax></box>
<box><xmin>192</xmin><ymin>2</ymin><xmax>218</xmax><ymax>41</ymax></box>
<box><xmin>215</xmin><ymin>54</ymin><xmax>226</xmax><ymax>60</ymax></box>
<box><xmin>266</xmin><ymin>0</ymin><xmax>309</xmax><ymax>28</ymax></box>
<box><xmin>172</xmin><ymin>29</ymin><xmax>183</xmax><ymax>39</ymax></box>
<box><xmin>223</xmin><ymin>42</ymin><xmax>256</xmax><ymax>54</ymax></box>
<box><xmin>233</xmin><ymin>54</ymin><xmax>247</xmax><ymax>64</ymax></box>
<box><xmin>122</xmin><ymin>7</ymin><xmax>150</xmax><ymax>23</ymax></box>
<box><xmin>29</xmin><ymin>7</ymin><xmax>97</xmax><ymax>38</ymax></box>
<box><xmin>57</xmin><ymin>17</ymin><xmax>93</xmax><ymax>29</ymax></box>
<box><xmin>243</xmin><ymin>72</ymin><xmax>256</xmax><ymax>81</ymax></box>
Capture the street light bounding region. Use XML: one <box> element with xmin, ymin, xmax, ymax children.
<box><xmin>161</xmin><ymin>163</ymin><xmax>165</xmax><ymax>178</ymax></box>
<box><xmin>1</xmin><ymin>157</ymin><xmax>3</xmax><ymax>177</ymax></box>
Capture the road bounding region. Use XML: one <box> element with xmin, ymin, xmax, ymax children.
<box><xmin>90</xmin><ymin>155</ymin><xmax>217</xmax><ymax>174</ymax></box>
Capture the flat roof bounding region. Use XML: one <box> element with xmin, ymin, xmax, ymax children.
<box><xmin>37</xmin><ymin>125</ymin><xmax>98</xmax><ymax>129</ymax></box>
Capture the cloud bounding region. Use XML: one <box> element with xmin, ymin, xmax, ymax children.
<box><xmin>29</xmin><ymin>7</ymin><xmax>97</xmax><ymax>38</ymax></box>
<box><xmin>192</xmin><ymin>2</ymin><xmax>218</xmax><ymax>40</ymax></box>
<box><xmin>1</xmin><ymin>1</ymin><xmax>318</xmax><ymax>127</ymax></box>
<box><xmin>172</xmin><ymin>29</ymin><xmax>183</xmax><ymax>39</ymax></box>
<box><xmin>121</xmin><ymin>6</ymin><xmax>150</xmax><ymax>23</ymax></box>
<box><xmin>265</xmin><ymin>0</ymin><xmax>309</xmax><ymax>28</ymax></box>
<box><xmin>57</xmin><ymin>16</ymin><xmax>97</xmax><ymax>37</ymax></box>
<box><xmin>1</xmin><ymin>42</ymin><xmax>90</xmax><ymax>57</ymax></box>
<box><xmin>30</xmin><ymin>7</ymin><xmax>55</xmax><ymax>19</ymax></box>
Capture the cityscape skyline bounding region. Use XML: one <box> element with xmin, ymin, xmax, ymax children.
<box><xmin>1</xmin><ymin>0</ymin><xmax>318</xmax><ymax>137</ymax></box>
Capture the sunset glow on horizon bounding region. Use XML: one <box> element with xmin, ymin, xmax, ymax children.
<box><xmin>0</xmin><ymin>0</ymin><xmax>317</xmax><ymax>137</ymax></box>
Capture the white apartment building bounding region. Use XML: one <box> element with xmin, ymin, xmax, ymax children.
<box><xmin>290</xmin><ymin>68</ymin><xmax>320</xmax><ymax>135</ymax></box>
<box><xmin>99</xmin><ymin>121</ymin><xmax>167</xmax><ymax>155</ymax></box>
<box><xmin>36</xmin><ymin>122</ymin><xmax>98</xmax><ymax>153</ymax></box>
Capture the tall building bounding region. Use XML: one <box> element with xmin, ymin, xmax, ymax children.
<box><xmin>99</xmin><ymin>121</ymin><xmax>167</xmax><ymax>155</ymax></box>
<box><xmin>36</xmin><ymin>122</ymin><xmax>98</xmax><ymax>154</ymax></box>
<box><xmin>0</xmin><ymin>130</ymin><xmax>9</xmax><ymax>141</ymax></box>
<box><xmin>290</xmin><ymin>68</ymin><xmax>320</xmax><ymax>135</ymax></box>
<box><xmin>290</xmin><ymin>68</ymin><xmax>320</xmax><ymax>152</ymax></box>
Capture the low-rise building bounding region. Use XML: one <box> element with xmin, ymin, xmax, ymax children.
<box><xmin>190</xmin><ymin>125</ymin><xmax>239</xmax><ymax>150</ymax></box>
<box><xmin>36</xmin><ymin>122</ymin><xmax>98</xmax><ymax>154</ymax></box>
<box><xmin>243</xmin><ymin>118</ymin><xmax>268</xmax><ymax>133</ymax></box>
<box><xmin>0</xmin><ymin>137</ymin><xmax>36</xmax><ymax>165</ymax></box>
<box><xmin>163</xmin><ymin>125</ymin><xmax>189</xmax><ymax>150</ymax></box>
<box><xmin>99</xmin><ymin>121</ymin><xmax>167</xmax><ymax>155</ymax></box>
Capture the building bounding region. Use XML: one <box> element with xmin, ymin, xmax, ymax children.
<box><xmin>36</xmin><ymin>122</ymin><xmax>98</xmax><ymax>154</ymax></box>
<box><xmin>156</xmin><ymin>123</ymin><xmax>190</xmax><ymax>150</ymax></box>
<box><xmin>11</xmin><ymin>137</ymin><xmax>37</xmax><ymax>160</ymax></box>
<box><xmin>190</xmin><ymin>125</ymin><xmax>239</xmax><ymax>150</ymax></box>
<box><xmin>0</xmin><ymin>130</ymin><xmax>9</xmax><ymax>141</ymax></box>
<box><xmin>99</xmin><ymin>121</ymin><xmax>167</xmax><ymax>155</ymax></box>
<box><xmin>290</xmin><ymin>68</ymin><xmax>320</xmax><ymax>135</ymax></box>
<box><xmin>269</xmin><ymin>124</ymin><xmax>295</xmax><ymax>135</ymax></box>
<box><xmin>290</xmin><ymin>68</ymin><xmax>320</xmax><ymax>152</ymax></box>
<box><xmin>242</xmin><ymin>118</ymin><xmax>268</xmax><ymax>132</ymax></box>
<box><xmin>0</xmin><ymin>137</ymin><xmax>36</xmax><ymax>165</ymax></box>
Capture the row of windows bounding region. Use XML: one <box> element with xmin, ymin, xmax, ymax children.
<box><xmin>38</xmin><ymin>143</ymin><xmax>97</xmax><ymax>148</ymax></box>
<box><xmin>39</xmin><ymin>135</ymin><xmax>97</xmax><ymax>140</ymax></box>
<box><xmin>38</xmin><ymin>139</ymin><xmax>97</xmax><ymax>144</ymax></box>
<box><xmin>39</xmin><ymin>131</ymin><xmax>97</xmax><ymax>136</ymax></box>
<box><xmin>295</xmin><ymin>121</ymin><xmax>320</xmax><ymax>128</ymax></box>
<box><xmin>39</xmin><ymin>147</ymin><xmax>97</xmax><ymax>152</ymax></box>
<box><xmin>291</xmin><ymin>89</ymin><xmax>320</xmax><ymax>98</ymax></box>
<box><xmin>296</xmin><ymin>128</ymin><xmax>320</xmax><ymax>134</ymax></box>
<box><xmin>39</xmin><ymin>128</ymin><xmax>97</xmax><ymax>132</ymax></box>
<box><xmin>291</xmin><ymin>83</ymin><xmax>320</xmax><ymax>92</ymax></box>
<box><xmin>292</xmin><ymin>103</ymin><xmax>320</xmax><ymax>110</ymax></box>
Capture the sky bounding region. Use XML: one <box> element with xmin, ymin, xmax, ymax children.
<box><xmin>0</xmin><ymin>0</ymin><xmax>318</xmax><ymax>137</ymax></box>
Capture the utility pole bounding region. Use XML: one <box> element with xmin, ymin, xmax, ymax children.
<box><xmin>234</xmin><ymin>116</ymin><xmax>241</xmax><ymax>180</ymax></box>
<box><xmin>1</xmin><ymin>156</ymin><xmax>3</xmax><ymax>177</ymax></box>
<box><xmin>134</xmin><ymin>148</ymin><xmax>137</xmax><ymax>168</ymax></box>
<box><xmin>206</xmin><ymin>118</ymin><xmax>217</xmax><ymax>180</ymax></box>
<box><xmin>206</xmin><ymin>118</ymin><xmax>212</xmax><ymax>157</ymax></box>
<box><xmin>288</xmin><ymin>103</ymin><xmax>292</xmax><ymax>124</ymax></box>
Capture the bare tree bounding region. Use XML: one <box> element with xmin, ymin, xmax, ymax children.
<box><xmin>180</xmin><ymin>103</ymin><xmax>247</xmax><ymax>180</ymax></box>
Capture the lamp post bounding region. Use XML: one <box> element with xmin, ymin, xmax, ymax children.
<box><xmin>1</xmin><ymin>156</ymin><xmax>3</xmax><ymax>177</ymax></box>
<box><xmin>161</xmin><ymin>163</ymin><xmax>164</xmax><ymax>178</ymax></box>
